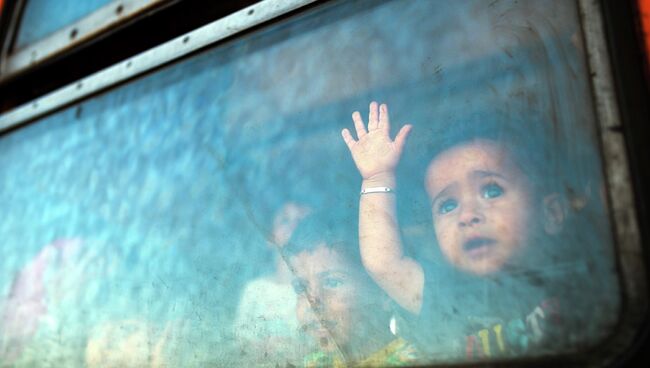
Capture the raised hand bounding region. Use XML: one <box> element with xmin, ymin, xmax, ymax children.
<box><xmin>341</xmin><ymin>102</ymin><xmax>412</xmax><ymax>181</ymax></box>
<box><xmin>341</xmin><ymin>103</ymin><xmax>423</xmax><ymax>314</ymax></box>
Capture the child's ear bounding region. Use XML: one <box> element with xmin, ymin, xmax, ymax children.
<box><xmin>542</xmin><ymin>193</ymin><xmax>567</xmax><ymax>235</ymax></box>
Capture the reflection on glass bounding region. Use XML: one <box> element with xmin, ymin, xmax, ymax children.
<box><xmin>0</xmin><ymin>0</ymin><xmax>620</xmax><ymax>366</ymax></box>
<box><xmin>85</xmin><ymin>319</ymin><xmax>176</xmax><ymax>368</ymax></box>
<box><xmin>0</xmin><ymin>239</ymin><xmax>82</xmax><ymax>363</ymax></box>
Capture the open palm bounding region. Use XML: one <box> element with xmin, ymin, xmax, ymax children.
<box><xmin>341</xmin><ymin>102</ymin><xmax>412</xmax><ymax>180</ymax></box>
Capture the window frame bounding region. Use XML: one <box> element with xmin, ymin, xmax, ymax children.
<box><xmin>0</xmin><ymin>0</ymin><xmax>315</xmax><ymax>131</ymax></box>
<box><xmin>579</xmin><ymin>0</ymin><xmax>647</xmax><ymax>364</ymax></box>
<box><xmin>0</xmin><ymin>0</ymin><xmax>176</xmax><ymax>80</ymax></box>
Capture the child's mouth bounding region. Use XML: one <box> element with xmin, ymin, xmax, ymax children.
<box><xmin>463</xmin><ymin>237</ymin><xmax>496</xmax><ymax>258</ymax></box>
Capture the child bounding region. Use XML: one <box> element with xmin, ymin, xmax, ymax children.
<box><xmin>232</xmin><ymin>202</ymin><xmax>311</xmax><ymax>367</ymax></box>
<box><xmin>283</xmin><ymin>212</ymin><xmax>419</xmax><ymax>367</ymax></box>
<box><xmin>341</xmin><ymin>102</ymin><xmax>604</xmax><ymax>360</ymax></box>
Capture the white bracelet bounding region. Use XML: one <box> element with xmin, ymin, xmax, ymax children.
<box><xmin>360</xmin><ymin>186</ymin><xmax>394</xmax><ymax>195</ymax></box>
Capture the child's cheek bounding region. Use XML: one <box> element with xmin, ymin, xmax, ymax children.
<box><xmin>432</xmin><ymin>215</ymin><xmax>448</xmax><ymax>233</ymax></box>
<box><xmin>495</xmin><ymin>223</ymin><xmax>509</xmax><ymax>234</ymax></box>
<box><xmin>435</xmin><ymin>219</ymin><xmax>456</xmax><ymax>245</ymax></box>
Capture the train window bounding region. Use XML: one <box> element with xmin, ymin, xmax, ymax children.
<box><xmin>0</xmin><ymin>0</ymin><xmax>645</xmax><ymax>366</ymax></box>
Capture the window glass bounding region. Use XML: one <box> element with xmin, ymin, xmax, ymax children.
<box><xmin>14</xmin><ymin>0</ymin><xmax>112</xmax><ymax>50</ymax></box>
<box><xmin>0</xmin><ymin>0</ymin><xmax>620</xmax><ymax>366</ymax></box>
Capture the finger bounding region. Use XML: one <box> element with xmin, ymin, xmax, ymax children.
<box><xmin>378</xmin><ymin>103</ymin><xmax>390</xmax><ymax>132</ymax></box>
<box><xmin>368</xmin><ymin>101</ymin><xmax>378</xmax><ymax>131</ymax></box>
<box><xmin>394</xmin><ymin>124</ymin><xmax>412</xmax><ymax>154</ymax></box>
<box><xmin>341</xmin><ymin>128</ymin><xmax>357</xmax><ymax>149</ymax></box>
<box><xmin>352</xmin><ymin>111</ymin><xmax>367</xmax><ymax>138</ymax></box>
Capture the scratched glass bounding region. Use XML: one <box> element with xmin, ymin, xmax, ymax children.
<box><xmin>0</xmin><ymin>0</ymin><xmax>620</xmax><ymax>366</ymax></box>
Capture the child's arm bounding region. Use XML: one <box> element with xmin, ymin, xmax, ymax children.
<box><xmin>341</xmin><ymin>101</ymin><xmax>424</xmax><ymax>314</ymax></box>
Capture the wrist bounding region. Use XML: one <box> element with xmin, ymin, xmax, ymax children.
<box><xmin>362</xmin><ymin>173</ymin><xmax>397</xmax><ymax>189</ymax></box>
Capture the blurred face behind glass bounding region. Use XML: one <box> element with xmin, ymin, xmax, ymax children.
<box><xmin>425</xmin><ymin>139</ymin><xmax>537</xmax><ymax>275</ymax></box>
<box><xmin>290</xmin><ymin>244</ymin><xmax>373</xmax><ymax>354</ymax></box>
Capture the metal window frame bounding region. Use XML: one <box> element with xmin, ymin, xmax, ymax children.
<box><xmin>579</xmin><ymin>0</ymin><xmax>647</xmax><ymax>364</ymax></box>
<box><xmin>0</xmin><ymin>0</ymin><xmax>317</xmax><ymax>132</ymax></box>
<box><xmin>0</xmin><ymin>0</ymin><xmax>26</xmax><ymax>71</ymax></box>
<box><xmin>0</xmin><ymin>0</ymin><xmax>176</xmax><ymax>80</ymax></box>
<box><xmin>0</xmin><ymin>0</ymin><xmax>645</xmax><ymax>364</ymax></box>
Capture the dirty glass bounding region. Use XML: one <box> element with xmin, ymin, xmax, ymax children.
<box><xmin>0</xmin><ymin>0</ymin><xmax>620</xmax><ymax>366</ymax></box>
<box><xmin>14</xmin><ymin>0</ymin><xmax>112</xmax><ymax>50</ymax></box>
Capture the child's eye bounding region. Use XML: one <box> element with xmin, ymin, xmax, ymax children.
<box><xmin>292</xmin><ymin>279</ymin><xmax>307</xmax><ymax>294</ymax></box>
<box><xmin>438</xmin><ymin>199</ymin><xmax>458</xmax><ymax>214</ymax></box>
<box><xmin>323</xmin><ymin>277</ymin><xmax>344</xmax><ymax>289</ymax></box>
<box><xmin>482</xmin><ymin>182</ymin><xmax>504</xmax><ymax>199</ymax></box>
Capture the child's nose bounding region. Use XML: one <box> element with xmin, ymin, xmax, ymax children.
<box><xmin>458</xmin><ymin>203</ymin><xmax>484</xmax><ymax>228</ymax></box>
<box><xmin>307</xmin><ymin>294</ymin><xmax>324</xmax><ymax>310</ymax></box>
<box><xmin>297</xmin><ymin>294</ymin><xmax>324</xmax><ymax>327</ymax></box>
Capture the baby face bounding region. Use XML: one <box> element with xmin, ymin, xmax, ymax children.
<box><xmin>425</xmin><ymin>139</ymin><xmax>536</xmax><ymax>275</ymax></box>
<box><xmin>290</xmin><ymin>245</ymin><xmax>367</xmax><ymax>352</ymax></box>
